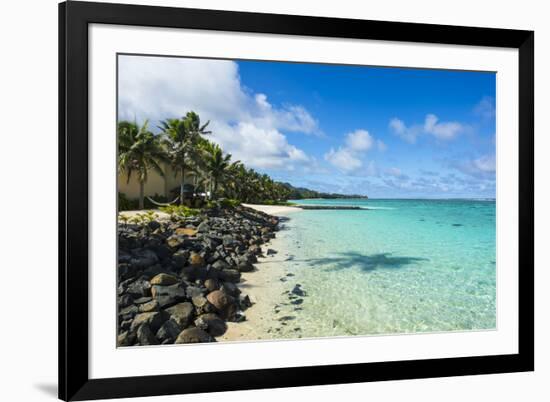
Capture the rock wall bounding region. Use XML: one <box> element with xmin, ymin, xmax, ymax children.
<box><xmin>117</xmin><ymin>206</ymin><xmax>279</xmax><ymax>346</ymax></box>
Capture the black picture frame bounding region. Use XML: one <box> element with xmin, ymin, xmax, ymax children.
<box><xmin>59</xmin><ymin>1</ymin><xmax>534</xmax><ymax>400</ymax></box>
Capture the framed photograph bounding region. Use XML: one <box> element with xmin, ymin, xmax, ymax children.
<box><xmin>59</xmin><ymin>1</ymin><xmax>534</xmax><ymax>400</ymax></box>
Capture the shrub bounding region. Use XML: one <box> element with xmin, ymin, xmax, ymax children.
<box><xmin>204</xmin><ymin>200</ymin><xmax>217</xmax><ymax>209</ymax></box>
<box><xmin>202</xmin><ymin>198</ymin><xmax>241</xmax><ymax>210</ymax></box>
<box><xmin>118</xmin><ymin>192</ymin><xmax>138</xmax><ymax>211</ymax></box>
<box><xmin>260</xmin><ymin>200</ymin><xmax>296</xmax><ymax>206</ymax></box>
<box><xmin>159</xmin><ymin>205</ymin><xmax>200</xmax><ymax>218</ymax></box>
<box><xmin>118</xmin><ymin>210</ymin><xmax>160</xmax><ymax>226</ymax></box>
<box><xmin>118</xmin><ymin>213</ymin><xmax>130</xmax><ymax>225</ymax></box>
<box><xmin>118</xmin><ymin>192</ymin><xmax>170</xmax><ymax>211</ymax></box>
<box><xmin>219</xmin><ymin>198</ymin><xmax>241</xmax><ymax>209</ymax></box>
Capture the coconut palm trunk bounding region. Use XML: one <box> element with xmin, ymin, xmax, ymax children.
<box><xmin>139</xmin><ymin>181</ymin><xmax>145</xmax><ymax>210</ymax></box>
<box><xmin>160</xmin><ymin>112</ymin><xmax>212</xmax><ymax>207</ymax></box>
<box><xmin>212</xmin><ymin>179</ymin><xmax>218</xmax><ymax>200</ymax></box>
<box><xmin>180</xmin><ymin>166</ymin><xmax>185</xmax><ymax>205</ymax></box>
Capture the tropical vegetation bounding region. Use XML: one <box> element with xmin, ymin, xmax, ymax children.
<box><xmin>118</xmin><ymin>120</ymin><xmax>168</xmax><ymax>209</ymax></box>
<box><xmin>159</xmin><ymin>111</ymin><xmax>212</xmax><ymax>205</ymax></box>
<box><xmin>280</xmin><ymin>183</ymin><xmax>368</xmax><ymax>200</ymax></box>
<box><xmin>118</xmin><ymin>111</ymin><xmax>365</xmax><ymax>210</ymax></box>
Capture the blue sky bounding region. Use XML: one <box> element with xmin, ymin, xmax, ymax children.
<box><xmin>119</xmin><ymin>55</ymin><xmax>496</xmax><ymax>198</ymax></box>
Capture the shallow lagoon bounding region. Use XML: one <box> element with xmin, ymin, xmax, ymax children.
<box><xmin>262</xmin><ymin>199</ymin><xmax>496</xmax><ymax>339</ymax></box>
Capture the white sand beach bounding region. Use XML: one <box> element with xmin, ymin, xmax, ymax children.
<box><xmin>219</xmin><ymin>238</ymin><xmax>290</xmax><ymax>341</ymax></box>
<box><xmin>121</xmin><ymin>204</ymin><xmax>303</xmax><ymax>342</ymax></box>
<box><xmin>118</xmin><ymin>210</ymin><xmax>171</xmax><ymax>220</ymax></box>
<box><xmin>241</xmin><ymin>203</ymin><xmax>302</xmax><ymax>215</ymax></box>
<box><xmin>119</xmin><ymin>204</ymin><xmax>301</xmax><ymax>220</ymax></box>
<box><xmin>220</xmin><ymin>204</ymin><xmax>302</xmax><ymax>342</ymax></box>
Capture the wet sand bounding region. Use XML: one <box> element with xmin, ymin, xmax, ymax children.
<box><xmin>220</xmin><ymin>205</ymin><xmax>301</xmax><ymax>342</ymax></box>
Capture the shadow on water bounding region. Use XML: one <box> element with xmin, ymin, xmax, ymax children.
<box><xmin>298</xmin><ymin>252</ymin><xmax>428</xmax><ymax>273</ymax></box>
<box><xmin>276</xmin><ymin>217</ymin><xmax>294</xmax><ymax>232</ymax></box>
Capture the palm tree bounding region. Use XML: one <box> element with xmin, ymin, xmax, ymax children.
<box><xmin>118</xmin><ymin>120</ymin><xmax>166</xmax><ymax>209</ymax></box>
<box><xmin>184</xmin><ymin>111</ymin><xmax>212</xmax><ymax>138</ymax></box>
<box><xmin>244</xmin><ymin>168</ymin><xmax>263</xmax><ymax>203</ymax></box>
<box><xmin>203</xmin><ymin>142</ymin><xmax>233</xmax><ymax>200</ymax></box>
<box><xmin>160</xmin><ymin>112</ymin><xmax>211</xmax><ymax>204</ymax></box>
<box><xmin>191</xmin><ymin>136</ymin><xmax>212</xmax><ymax>196</ymax></box>
<box><xmin>225</xmin><ymin>161</ymin><xmax>247</xmax><ymax>200</ymax></box>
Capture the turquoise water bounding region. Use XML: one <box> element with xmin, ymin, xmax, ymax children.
<box><xmin>270</xmin><ymin>199</ymin><xmax>496</xmax><ymax>338</ymax></box>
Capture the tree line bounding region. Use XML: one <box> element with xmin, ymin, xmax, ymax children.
<box><xmin>118</xmin><ymin>111</ymin><xmax>293</xmax><ymax>209</ymax></box>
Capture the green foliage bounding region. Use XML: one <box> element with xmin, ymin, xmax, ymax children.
<box><xmin>119</xmin><ymin>111</ymin><xmax>366</xmax><ymax>208</ymax></box>
<box><xmin>159</xmin><ymin>205</ymin><xmax>200</xmax><ymax>218</ymax></box>
<box><xmin>261</xmin><ymin>200</ymin><xmax>297</xmax><ymax>206</ymax></box>
<box><xmin>118</xmin><ymin>192</ymin><xmax>138</xmax><ymax>211</ymax></box>
<box><xmin>118</xmin><ymin>214</ymin><xmax>130</xmax><ymax>225</ymax></box>
<box><xmin>118</xmin><ymin>120</ymin><xmax>167</xmax><ymax>184</ymax></box>
<box><xmin>141</xmin><ymin>210</ymin><xmax>159</xmax><ymax>223</ymax></box>
<box><xmin>118</xmin><ymin>210</ymin><xmax>160</xmax><ymax>226</ymax></box>
<box><xmin>220</xmin><ymin>198</ymin><xmax>241</xmax><ymax>208</ymax></box>
<box><xmin>203</xmin><ymin>200</ymin><xmax>217</xmax><ymax>209</ymax></box>
<box><xmin>201</xmin><ymin>142</ymin><xmax>232</xmax><ymax>200</ymax></box>
<box><xmin>201</xmin><ymin>198</ymin><xmax>240</xmax><ymax>210</ymax></box>
<box><xmin>280</xmin><ymin>182</ymin><xmax>368</xmax><ymax>200</ymax></box>
<box><xmin>160</xmin><ymin>112</ymin><xmax>211</xmax><ymax>204</ymax></box>
<box><xmin>222</xmin><ymin>162</ymin><xmax>293</xmax><ymax>204</ymax></box>
<box><xmin>118</xmin><ymin>120</ymin><xmax>168</xmax><ymax>209</ymax></box>
<box><xmin>118</xmin><ymin>192</ymin><xmax>169</xmax><ymax>211</ymax></box>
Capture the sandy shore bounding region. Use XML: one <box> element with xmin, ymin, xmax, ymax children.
<box><xmin>241</xmin><ymin>203</ymin><xmax>302</xmax><ymax>215</ymax></box>
<box><xmin>120</xmin><ymin>204</ymin><xmax>303</xmax><ymax>342</ymax></box>
<box><xmin>118</xmin><ymin>210</ymin><xmax>171</xmax><ymax>219</ymax></box>
<box><xmin>220</xmin><ymin>204</ymin><xmax>302</xmax><ymax>342</ymax></box>
<box><xmin>120</xmin><ymin>204</ymin><xmax>300</xmax><ymax>220</ymax></box>
<box><xmin>219</xmin><ymin>238</ymin><xmax>290</xmax><ymax>341</ymax></box>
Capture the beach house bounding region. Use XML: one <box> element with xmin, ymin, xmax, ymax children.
<box><xmin>118</xmin><ymin>163</ymin><xmax>197</xmax><ymax>200</ymax></box>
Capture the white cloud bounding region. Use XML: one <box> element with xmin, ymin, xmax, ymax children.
<box><xmin>255</xmin><ymin>93</ymin><xmax>271</xmax><ymax>110</ymax></box>
<box><xmin>389</xmin><ymin>118</ymin><xmax>418</xmax><ymax>143</ymax></box>
<box><xmin>385</xmin><ymin>167</ymin><xmax>409</xmax><ymax>180</ymax></box>
<box><xmin>453</xmin><ymin>154</ymin><xmax>496</xmax><ymax>179</ymax></box>
<box><xmin>387</xmin><ymin>167</ymin><xmax>402</xmax><ymax>177</ymax></box>
<box><xmin>473</xmin><ymin>155</ymin><xmax>496</xmax><ymax>172</ymax></box>
<box><xmin>423</xmin><ymin>114</ymin><xmax>462</xmax><ymax>140</ymax></box>
<box><xmin>389</xmin><ymin>118</ymin><xmax>405</xmax><ymax>135</ymax></box>
<box><xmin>365</xmin><ymin>161</ymin><xmax>380</xmax><ymax>177</ymax></box>
<box><xmin>390</xmin><ymin>114</ymin><xmax>462</xmax><ymax>143</ymax></box>
<box><xmin>279</xmin><ymin>105</ymin><xmax>320</xmax><ymax>134</ymax></box>
<box><xmin>324</xmin><ymin>147</ymin><xmax>362</xmax><ymax>172</ymax></box>
<box><xmin>345</xmin><ymin>129</ymin><xmax>373</xmax><ymax>151</ymax></box>
<box><xmin>119</xmin><ymin>56</ymin><xmax>246</xmax><ymax>123</ymax></box>
<box><xmin>474</xmin><ymin>96</ymin><xmax>496</xmax><ymax>120</ymax></box>
<box><xmin>252</xmin><ymin>94</ymin><xmax>321</xmax><ymax>135</ymax></box>
<box><xmin>206</xmin><ymin>120</ymin><xmax>311</xmax><ymax>170</ymax></box>
<box><xmin>118</xmin><ymin>55</ymin><xmax>318</xmax><ymax>171</ymax></box>
<box><xmin>324</xmin><ymin>129</ymin><xmax>383</xmax><ymax>173</ymax></box>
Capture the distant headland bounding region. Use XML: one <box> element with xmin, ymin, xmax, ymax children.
<box><xmin>280</xmin><ymin>182</ymin><xmax>368</xmax><ymax>200</ymax></box>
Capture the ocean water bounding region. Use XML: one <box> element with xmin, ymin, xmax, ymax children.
<box><xmin>265</xmin><ymin>199</ymin><xmax>496</xmax><ymax>338</ymax></box>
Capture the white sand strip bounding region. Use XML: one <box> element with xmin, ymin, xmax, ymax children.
<box><xmin>242</xmin><ymin>203</ymin><xmax>302</xmax><ymax>215</ymax></box>
<box><xmin>118</xmin><ymin>210</ymin><xmax>171</xmax><ymax>219</ymax></box>
<box><xmin>220</xmin><ymin>234</ymin><xmax>290</xmax><ymax>342</ymax></box>
<box><xmin>221</xmin><ymin>204</ymin><xmax>301</xmax><ymax>341</ymax></box>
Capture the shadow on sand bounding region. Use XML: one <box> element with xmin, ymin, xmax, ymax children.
<box><xmin>298</xmin><ymin>251</ymin><xmax>428</xmax><ymax>273</ymax></box>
